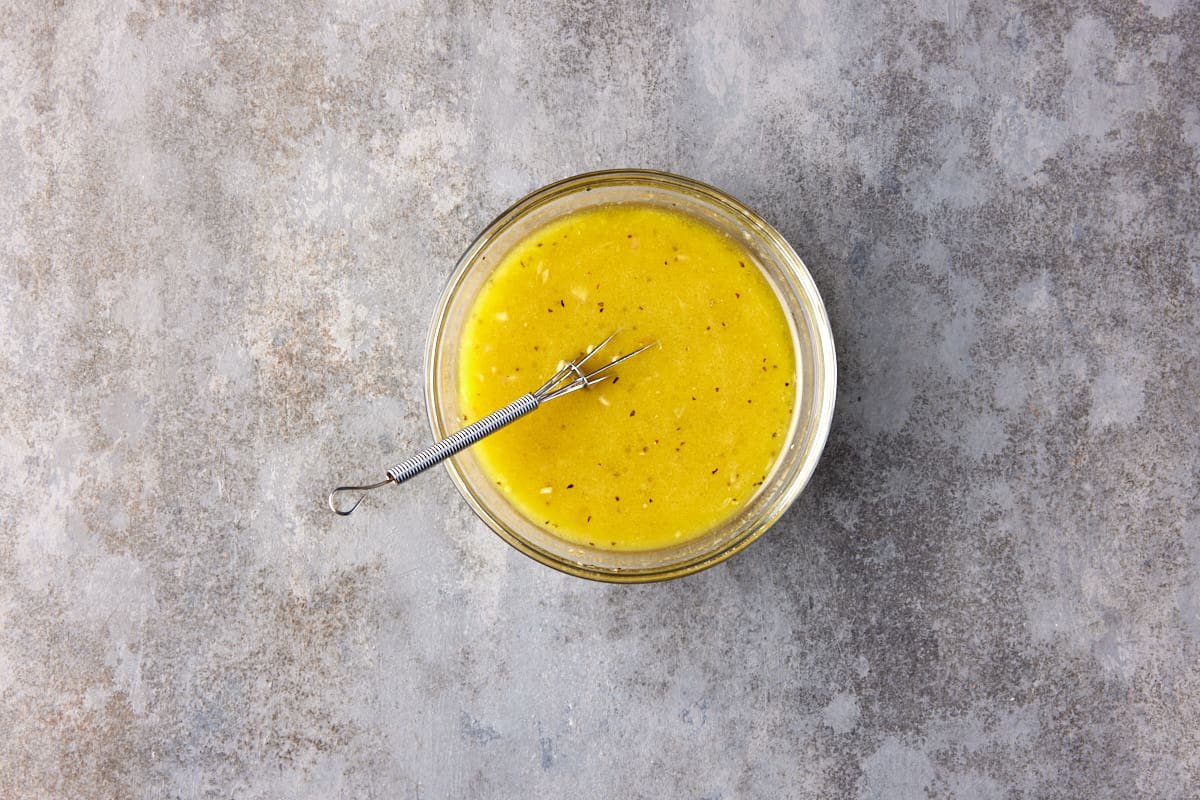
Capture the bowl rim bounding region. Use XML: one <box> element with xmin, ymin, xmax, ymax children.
<box><xmin>424</xmin><ymin>168</ymin><xmax>836</xmax><ymax>582</ymax></box>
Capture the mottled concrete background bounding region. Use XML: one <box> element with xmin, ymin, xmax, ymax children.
<box><xmin>1</xmin><ymin>0</ymin><xmax>1198</xmax><ymax>797</ymax></box>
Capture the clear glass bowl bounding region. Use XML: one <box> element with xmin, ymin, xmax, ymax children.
<box><xmin>425</xmin><ymin>169</ymin><xmax>835</xmax><ymax>582</ymax></box>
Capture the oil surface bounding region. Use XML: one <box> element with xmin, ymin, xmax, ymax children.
<box><xmin>459</xmin><ymin>203</ymin><xmax>796</xmax><ymax>551</ymax></box>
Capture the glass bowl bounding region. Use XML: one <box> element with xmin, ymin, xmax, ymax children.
<box><xmin>425</xmin><ymin>169</ymin><xmax>835</xmax><ymax>582</ymax></box>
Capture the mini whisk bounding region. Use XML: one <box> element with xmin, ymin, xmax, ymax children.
<box><xmin>328</xmin><ymin>332</ymin><xmax>655</xmax><ymax>515</ymax></box>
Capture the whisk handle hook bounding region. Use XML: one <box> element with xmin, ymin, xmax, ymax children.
<box><xmin>328</xmin><ymin>394</ymin><xmax>540</xmax><ymax>516</ymax></box>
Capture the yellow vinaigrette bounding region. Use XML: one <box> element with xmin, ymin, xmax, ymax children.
<box><xmin>458</xmin><ymin>203</ymin><xmax>796</xmax><ymax>551</ymax></box>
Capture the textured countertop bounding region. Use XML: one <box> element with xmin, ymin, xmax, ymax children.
<box><xmin>2</xmin><ymin>2</ymin><xmax>1198</xmax><ymax>798</ymax></box>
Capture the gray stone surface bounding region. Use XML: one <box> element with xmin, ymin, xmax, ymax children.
<box><xmin>1</xmin><ymin>1</ymin><xmax>1197</xmax><ymax>797</ymax></box>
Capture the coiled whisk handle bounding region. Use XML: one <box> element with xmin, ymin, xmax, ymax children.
<box><xmin>385</xmin><ymin>393</ymin><xmax>540</xmax><ymax>484</ymax></box>
<box><xmin>328</xmin><ymin>332</ymin><xmax>655</xmax><ymax>516</ymax></box>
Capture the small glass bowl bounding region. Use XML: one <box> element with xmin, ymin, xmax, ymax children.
<box><xmin>425</xmin><ymin>169</ymin><xmax>835</xmax><ymax>582</ymax></box>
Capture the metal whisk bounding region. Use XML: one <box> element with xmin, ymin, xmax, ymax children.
<box><xmin>328</xmin><ymin>332</ymin><xmax>655</xmax><ymax>515</ymax></box>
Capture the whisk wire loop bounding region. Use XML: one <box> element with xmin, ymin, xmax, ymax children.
<box><xmin>327</xmin><ymin>332</ymin><xmax>654</xmax><ymax>516</ymax></box>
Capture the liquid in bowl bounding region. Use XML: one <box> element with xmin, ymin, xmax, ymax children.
<box><xmin>426</xmin><ymin>170</ymin><xmax>835</xmax><ymax>582</ymax></box>
<box><xmin>458</xmin><ymin>203</ymin><xmax>795</xmax><ymax>552</ymax></box>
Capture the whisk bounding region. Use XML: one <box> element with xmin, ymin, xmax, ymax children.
<box><xmin>328</xmin><ymin>332</ymin><xmax>655</xmax><ymax>515</ymax></box>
